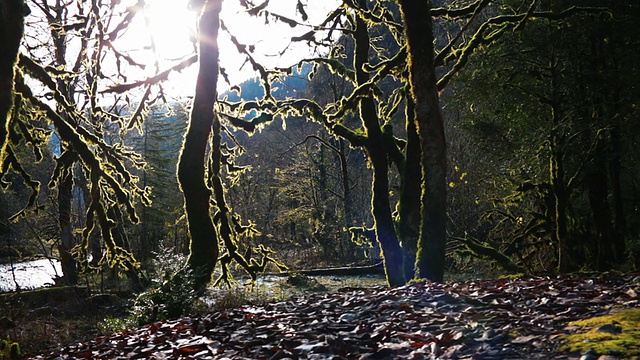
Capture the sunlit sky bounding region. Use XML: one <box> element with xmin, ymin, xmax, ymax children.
<box><xmin>117</xmin><ymin>0</ymin><xmax>341</xmax><ymax>95</ymax></box>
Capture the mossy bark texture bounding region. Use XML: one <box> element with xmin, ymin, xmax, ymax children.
<box><xmin>353</xmin><ymin>0</ymin><xmax>407</xmax><ymax>287</ymax></box>
<box><xmin>177</xmin><ymin>0</ymin><xmax>223</xmax><ymax>290</ymax></box>
<box><xmin>399</xmin><ymin>0</ymin><xmax>447</xmax><ymax>282</ymax></box>
<box><xmin>0</xmin><ymin>0</ymin><xmax>28</xmax><ymax>161</ymax></box>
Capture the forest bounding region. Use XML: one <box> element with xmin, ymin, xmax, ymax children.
<box><xmin>1</xmin><ymin>0</ymin><xmax>639</xmax><ymax>358</ymax></box>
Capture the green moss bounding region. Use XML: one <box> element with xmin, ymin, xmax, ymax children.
<box><xmin>561</xmin><ymin>308</ymin><xmax>640</xmax><ymax>357</ymax></box>
<box><xmin>0</xmin><ymin>338</ymin><xmax>21</xmax><ymax>359</ymax></box>
<box><xmin>498</xmin><ymin>273</ymin><xmax>526</xmax><ymax>280</ymax></box>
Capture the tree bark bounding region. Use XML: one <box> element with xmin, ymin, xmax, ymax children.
<box><xmin>609</xmin><ymin>96</ymin><xmax>626</xmax><ymax>263</ymax></box>
<box><xmin>0</xmin><ymin>0</ymin><xmax>28</xmax><ymax>161</ymax></box>
<box><xmin>177</xmin><ymin>0</ymin><xmax>222</xmax><ymax>290</ymax></box>
<box><xmin>587</xmin><ymin>143</ymin><xmax>615</xmax><ymax>272</ymax></box>
<box><xmin>353</xmin><ymin>0</ymin><xmax>407</xmax><ymax>287</ymax></box>
<box><xmin>399</xmin><ymin>0</ymin><xmax>447</xmax><ymax>282</ymax></box>
<box><xmin>51</xmin><ymin>0</ymin><xmax>80</xmax><ymax>285</ymax></box>
<box><xmin>548</xmin><ymin>58</ymin><xmax>570</xmax><ymax>273</ymax></box>
<box><xmin>603</xmin><ymin>35</ymin><xmax>626</xmax><ymax>264</ymax></box>
<box><xmin>397</xmin><ymin>98</ymin><xmax>421</xmax><ymax>278</ymax></box>
<box><xmin>550</xmin><ymin>144</ymin><xmax>570</xmax><ymax>272</ymax></box>
<box><xmin>58</xmin><ymin>171</ymin><xmax>78</xmax><ymax>285</ymax></box>
<box><xmin>584</xmin><ymin>31</ymin><xmax>618</xmax><ymax>272</ymax></box>
<box><xmin>338</xmin><ymin>139</ymin><xmax>353</xmax><ymax>259</ymax></box>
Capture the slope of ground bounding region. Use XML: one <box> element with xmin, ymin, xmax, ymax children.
<box><xmin>27</xmin><ymin>273</ymin><xmax>640</xmax><ymax>359</ymax></box>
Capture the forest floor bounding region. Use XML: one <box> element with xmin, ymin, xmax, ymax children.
<box><xmin>4</xmin><ymin>272</ymin><xmax>640</xmax><ymax>359</ymax></box>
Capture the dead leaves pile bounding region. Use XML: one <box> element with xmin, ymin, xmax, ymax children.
<box><xmin>30</xmin><ymin>273</ymin><xmax>639</xmax><ymax>359</ymax></box>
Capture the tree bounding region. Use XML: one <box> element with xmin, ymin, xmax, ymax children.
<box><xmin>132</xmin><ymin>104</ymin><xmax>189</xmax><ymax>258</ymax></box>
<box><xmin>214</xmin><ymin>0</ymin><xmax>616</xmax><ymax>285</ymax></box>
<box><xmin>447</xmin><ymin>0</ymin><xmax>639</xmax><ymax>273</ymax></box>
<box><xmin>222</xmin><ymin>72</ymin><xmax>374</xmax><ymax>265</ymax></box>
<box><xmin>0</xmin><ymin>0</ymin><xmax>35</xmax><ymax>269</ymax></box>
<box><xmin>178</xmin><ymin>0</ymin><xmax>223</xmax><ymax>289</ymax></box>
<box><xmin>179</xmin><ymin>0</ymin><xmax>284</xmax><ymax>290</ymax></box>
<box><xmin>397</xmin><ymin>0</ymin><xmax>447</xmax><ymax>282</ymax></box>
<box><xmin>0</xmin><ymin>0</ymin><xmax>29</xmax><ymax>140</ymax></box>
<box><xmin>2</xmin><ymin>0</ymin><xmax>187</xmax><ymax>287</ymax></box>
<box><xmin>43</xmin><ymin>0</ymin><xmax>82</xmax><ymax>286</ymax></box>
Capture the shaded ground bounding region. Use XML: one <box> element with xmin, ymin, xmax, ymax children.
<box><xmin>27</xmin><ymin>273</ymin><xmax>640</xmax><ymax>359</ymax></box>
<box><xmin>0</xmin><ymin>286</ymin><xmax>128</xmax><ymax>357</ymax></box>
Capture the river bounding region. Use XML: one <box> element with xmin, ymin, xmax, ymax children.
<box><xmin>0</xmin><ymin>258</ymin><xmax>62</xmax><ymax>292</ymax></box>
<box><xmin>0</xmin><ymin>259</ymin><xmax>387</xmax><ymax>294</ymax></box>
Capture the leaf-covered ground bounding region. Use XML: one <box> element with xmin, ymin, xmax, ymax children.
<box><xmin>29</xmin><ymin>273</ymin><xmax>640</xmax><ymax>359</ymax></box>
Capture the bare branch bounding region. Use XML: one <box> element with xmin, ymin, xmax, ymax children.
<box><xmin>102</xmin><ymin>55</ymin><xmax>198</xmax><ymax>94</ymax></box>
<box><xmin>431</xmin><ymin>0</ymin><xmax>492</xmax><ymax>19</ymax></box>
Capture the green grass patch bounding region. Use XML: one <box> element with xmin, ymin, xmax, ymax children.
<box><xmin>561</xmin><ymin>308</ymin><xmax>640</xmax><ymax>357</ymax></box>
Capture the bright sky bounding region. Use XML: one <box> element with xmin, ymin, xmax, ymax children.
<box><xmin>118</xmin><ymin>0</ymin><xmax>341</xmax><ymax>95</ymax></box>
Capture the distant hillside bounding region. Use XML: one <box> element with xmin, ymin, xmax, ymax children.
<box><xmin>221</xmin><ymin>63</ymin><xmax>313</xmax><ymax>102</ymax></box>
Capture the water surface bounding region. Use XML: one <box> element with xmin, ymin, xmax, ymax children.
<box><xmin>0</xmin><ymin>259</ymin><xmax>62</xmax><ymax>292</ymax></box>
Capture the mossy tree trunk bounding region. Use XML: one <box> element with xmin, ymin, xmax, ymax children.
<box><xmin>58</xmin><ymin>169</ymin><xmax>78</xmax><ymax>285</ymax></box>
<box><xmin>224</xmin><ymin>0</ymin><xmax>596</xmax><ymax>284</ymax></box>
<box><xmin>397</xmin><ymin>98</ymin><xmax>421</xmax><ymax>278</ymax></box>
<box><xmin>399</xmin><ymin>0</ymin><xmax>447</xmax><ymax>282</ymax></box>
<box><xmin>177</xmin><ymin>0</ymin><xmax>222</xmax><ymax>290</ymax></box>
<box><xmin>50</xmin><ymin>1</ymin><xmax>78</xmax><ymax>285</ymax></box>
<box><xmin>0</xmin><ymin>0</ymin><xmax>28</xmax><ymax>161</ymax></box>
<box><xmin>353</xmin><ymin>0</ymin><xmax>408</xmax><ymax>287</ymax></box>
<box><xmin>548</xmin><ymin>56</ymin><xmax>571</xmax><ymax>273</ymax></box>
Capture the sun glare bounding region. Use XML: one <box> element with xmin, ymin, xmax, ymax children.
<box><xmin>143</xmin><ymin>0</ymin><xmax>196</xmax><ymax>62</ymax></box>
<box><xmin>218</xmin><ymin>0</ymin><xmax>341</xmax><ymax>82</ymax></box>
<box><xmin>117</xmin><ymin>0</ymin><xmax>340</xmax><ymax>93</ymax></box>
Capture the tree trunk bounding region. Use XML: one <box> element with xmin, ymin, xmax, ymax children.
<box><xmin>584</xmin><ymin>32</ymin><xmax>618</xmax><ymax>272</ymax></box>
<box><xmin>604</xmin><ymin>39</ymin><xmax>626</xmax><ymax>264</ymax></box>
<box><xmin>58</xmin><ymin>171</ymin><xmax>78</xmax><ymax>285</ymax></box>
<box><xmin>177</xmin><ymin>0</ymin><xmax>222</xmax><ymax>290</ymax></box>
<box><xmin>397</xmin><ymin>98</ymin><xmax>421</xmax><ymax>279</ymax></box>
<box><xmin>51</xmin><ymin>0</ymin><xmax>79</xmax><ymax>285</ymax></box>
<box><xmin>338</xmin><ymin>139</ymin><xmax>353</xmax><ymax>259</ymax></box>
<box><xmin>78</xmin><ymin>178</ymin><xmax>103</xmax><ymax>266</ymax></box>
<box><xmin>609</xmin><ymin>102</ymin><xmax>626</xmax><ymax>263</ymax></box>
<box><xmin>550</xmin><ymin>146</ymin><xmax>570</xmax><ymax>272</ymax></box>
<box><xmin>548</xmin><ymin>59</ymin><xmax>570</xmax><ymax>273</ymax></box>
<box><xmin>587</xmin><ymin>142</ymin><xmax>615</xmax><ymax>271</ymax></box>
<box><xmin>353</xmin><ymin>0</ymin><xmax>407</xmax><ymax>287</ymax></box>
<box><xmin>399</xmin><ymin>0</ymin><xmax>447</xmax><ymax>282</ymax></box>
<box><xmin>0</xmin><ymin>0</ymin><xmax>28</xmax><ymax>162</ymax></box>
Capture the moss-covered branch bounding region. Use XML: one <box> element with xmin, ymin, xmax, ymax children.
<box><xmin>14</xmin><ymin>73</ymin><xmax>146</xmax><ymax>274</ymax></box>
<box><xmin>434</xmin><ymin>0</ymin><xmax>490</xmax><ymax>67</ymax></box>
<box><xmin>451</xmin><ymin>236</ymin><xmax>527</xmax><ymax>274</ymax></box>
<box><xmin>431</xmin><ymin>0</ymin><xmax>491</xmax><ymax>19</ymax></box>
<box><xmin>437</xmin><ymin>5</ymin><xmax>611</xmax><ymax>90</ymax></box>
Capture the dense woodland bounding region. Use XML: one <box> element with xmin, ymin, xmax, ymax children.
<box><xmin>1</xmin><ymin>0</ymin><xmax>640</xmax><ymax>357</ymax></box>
<box><xmin>1</xmin><ymin>0</ymin><xmax>639</xmax><ymax>298</ymax></box>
